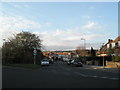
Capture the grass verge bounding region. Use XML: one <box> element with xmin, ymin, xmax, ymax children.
<box><xmin>4</xmin><ymin>64</ymin><xmax>41</xmax><ymax>70</ymax></box>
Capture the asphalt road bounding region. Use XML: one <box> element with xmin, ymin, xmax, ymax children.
<box><xmin>2</xmin><ymin>61</ymin><xmax>120</xmax><ymax>88</ymax></box>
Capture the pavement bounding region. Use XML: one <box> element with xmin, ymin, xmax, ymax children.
<box><xmin>83</xmin><ymin>65</ymin><xmax>120</xmax><ymax>74</ymax></box>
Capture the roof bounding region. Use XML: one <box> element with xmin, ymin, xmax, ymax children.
<box><xmin>112</xmin><ymin>36</ymin><xmax>120</xmax><ymax>43</ymax></box>
<box><xmin>51</xmin><ymin>54</ymin><xmax>58</xmax><ymax>57</ymax></box>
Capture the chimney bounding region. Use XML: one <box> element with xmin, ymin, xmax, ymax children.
<box><xmin>108</xmin><ymin>39</ymin><xmax>113</xmax><ymax>43</ymax></box>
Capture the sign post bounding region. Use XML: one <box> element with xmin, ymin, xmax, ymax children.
<box><xmin>103</xmin><ymin>54</ymin><xmax>105</xmax><ymax>69</ymax></box>
<box><xmin>33</xmin><ymin>48</ymin><xmax>37</xmax><ymax>64</ymax></box>
<box><xmin>101</xmin><ymin>45</ymin><xmax>106</xmax><ymax>69</ymax></box>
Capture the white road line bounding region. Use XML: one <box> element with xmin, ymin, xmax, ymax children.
<box><xmin>109</xmin><ymin>78</ymin><xmax>119</xmax><ymax>80</ymax></box>
<box><xmin>100</xmin><ymin>77</ymin><xmax>108</xmax><ymax>79</ymax></box>
<box><xmin>73</xmin><ymin>71</ymin><xmax>119</xmax><ymax>80</ymax></box>
<box><xmin>92</xmin><ymin>76</ymin><xmax>99</xmax><ymax>78</ymax></box>
<box><xmin>73</xmin><ymin>71</ymin><xmax>90</xmax><ymax>77</ymax></box>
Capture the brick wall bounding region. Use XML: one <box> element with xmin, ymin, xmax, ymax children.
<box><xmin>106</xmin><ymin>61</ymin><xmax>120</xmax><ymax>68</ymax></box>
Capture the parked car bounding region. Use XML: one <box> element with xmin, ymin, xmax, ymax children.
<box><xmin>48</xmin><ymin>58</ymin><xmax>54</xmax><ymax>63</ymax></box>
<box><xmin>62</xmin><ymin>58</ymin><xmax>66</xmax><ymax>62</ymax></box>
<box><xmin>67</xmin><ymin>59</ymin><xmax>73</xmax><ymax>65</ymax></box>
<box><xmin>62</xmin><ymin>58</ymin><xmax>69</xmax><ymax>62</ymax></box>
<box><xmin>71</xmin><ymin>60</ymin><xmax>83</xmax><ymax>67</ymax></box>
<box><xmin>41</xmin><ymin>59</ymin><xmax>50</xmax><ymax>66</ymax></box>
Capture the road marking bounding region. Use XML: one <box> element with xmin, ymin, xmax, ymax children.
<box><xmin>73</xmin><ymin>71</ymin><xmax>90</xmax><ymax>77</ymax></box>
<box><xmin>92</xmin><ymin>76</ymin><xmax>99</xmax><ymax>78</ymax></box>
<box><xmin>73</xmin><ymin>71</ymin><xmax>119</xmax><ymax>80</ymax></box>
<box><xmin>100</xmin><ymin>77</ymin><xmax>108</xmax><ymax>79</ymax></box>
<box><xmin>109</xmin><ymin>78</ymin><xmax>119</xmax><ymax>80</ymax></box>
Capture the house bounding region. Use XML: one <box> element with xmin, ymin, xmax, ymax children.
<box><xmin>107</xmin><ymin>36</ymin><xmax>120</xmax><ymax>49</ymax></box>
<box><xmin>97</xmin><ymin>36</ymin><xmax>120</xmax><ymax>56</ymax></box>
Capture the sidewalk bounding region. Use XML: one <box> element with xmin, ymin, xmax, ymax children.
<box><xmin>83</xmin><ymin>65</ymin><xmax>103</xmax><ymax>69</ymax></box>
<box><xmin>83</xmin><ymin>65</ymin><xmax>120</xmax><ymax>74</ymax></box>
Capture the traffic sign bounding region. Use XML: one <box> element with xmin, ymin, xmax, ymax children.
<box><xmin>33</xmin><ymin>49</ymin><xmax>37</xmax><ymax>53</ymax></box>
<box><xmin>34</xmin><ymin>53</ymin><xmax>37</xmax><ymax>55</ymax></box>
<box><xmin>101</xmin><ymin>54</ymin><xmax>107</xmax><ymax>56</ymax></box>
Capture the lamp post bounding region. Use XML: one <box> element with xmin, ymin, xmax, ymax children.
<box><xmin>81</xmin><ymin>38</ymin><xmax>86</xmax><ymax>50</ymax></box>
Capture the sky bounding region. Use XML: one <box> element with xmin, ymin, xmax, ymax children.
<box><xmin>0</xmin><ymin>2</ymin><xmax>118</xmax><ymax>51</ymax></box>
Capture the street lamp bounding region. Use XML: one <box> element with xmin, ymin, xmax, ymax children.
<box><xmin>81</xmin><ymin>38</ymin><xmax>86</xmax><ymax>50</ymax></box>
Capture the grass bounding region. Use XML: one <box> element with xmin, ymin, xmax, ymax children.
<box><xmin>4</xmin><ymin>64</ymin><xmax>41</xmax><ymax>70</ymax></box>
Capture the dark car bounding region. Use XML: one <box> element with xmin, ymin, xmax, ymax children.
<box><xmin>48</xmin><ymin>58</ymin><xmax>54</xmax><ymax>63</ymax></box>
<box><xmin>71</xmin><ymin>60</ymin><xmax>83</xmax><ymax>67</ymax></box>
<box><xmin>67</xmin><ymin>59</ymin><xmax>73</xmax><ymax>65</ymax></box>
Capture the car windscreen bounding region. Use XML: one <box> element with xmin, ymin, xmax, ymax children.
<box><xmin>42</xmin><ymin>60</ymin><xmax>48</xmax><ymax>61</ymax></box>
<box><xmin>74</xmin><ymin>60</ymin><xmax>79</xmax><ymax>62</ymax></box>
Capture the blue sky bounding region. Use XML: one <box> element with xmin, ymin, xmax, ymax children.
<box><xmin>0</xmin><ymin>2</ymin><xmax>118</xmax><ymax>51</ymax></box>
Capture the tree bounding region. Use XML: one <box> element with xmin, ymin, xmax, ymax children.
<box><xmin>107</xmin><ymin>48</ymin><xmax>114</xmax><ymax>56</ymax></box>
<box><xmin>2</xmin><ymin>31</ymin><xmax>43</xmax><ymax>64</ymax></box>
<box><xmin>75</xmin><ymin>47</ymin><xmax>88</xmax><ymax>57</ymax></box>
<box><xmin>90</xmin><ymin>47</ymin><xmax>96</xmax><ymax>57</ymax></box>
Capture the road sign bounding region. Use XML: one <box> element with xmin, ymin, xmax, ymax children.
<box><xmin>34</xmin><ymin>53</ymin><xmax>37</xmax><ymax>55</ymax></box>
<box><xmin>33</xmin><ymin>49</ymin><xmax>37</xmax><ymax>64</ymax></box>
<box><xmin>33</xmin><ymin>49</ymin><xmax>37</xmax><ymax>53</ymax></box>
<box><xmin>101</xmin><ymin>54</ymin><xmax>107</xmax><ymax>56</ymax></box>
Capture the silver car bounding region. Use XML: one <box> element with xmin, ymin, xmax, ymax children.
<box><xmin>41</xmin><ymin>59</ymin><xmax>50</xmax><ymax>66</ymax></box>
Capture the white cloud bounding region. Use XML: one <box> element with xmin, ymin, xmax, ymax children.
<box><xmin>0</xmin><ymin>15</ymin><xmax>108</xmax><ymax>50</ymax></box>
<box><xmin>0</xmin><ymin>15</ymin><xmax>42</xmax><ymax>47</ymax></box>
<box><xmin>43</xmin><ymin>22</ymin><xmax>52</xmax><ymax>27</ymax></box>
<box><xmin>88</xmin><ymin>6</ymin><xmax>95</xmax><ymax>10</ymax></box>
<box><xmin>24</xmin><ymin>4</ymin><xmax>30</xmax><ymax>9</ymax></box>
<box><xmin>13</xmin><ymin>4</ymin><xmax>20</xmax><ymax>8</ymax></box>
<box><xmin>84</xmin><ymin>34</ymin><xmax>108</xmax><ymax>40</ymax></box>
<box><xmin>11</xmin><ymin>3</ymin><xmax>30</xmax><ymax>9</ymax></box>
<box><xmin>82</xmin><ymin>21</ymin><xmax>97</xmax><ymax>29</ymax></box>
<box><xmin>0</xmin><ymin>16</ymin><xmax>42</xmax><ymax>31</ymax></box>
<box><xmin>39</xmin><ymin>27</ymin><xmax>108</xmax><ymax>50</ymax></box>
<box><xmin>0</xmin><ymin>30</ymin><xmax>20</xmax><ymax>47</ymax></box>
<box><xmin>98</xmin><ymin>16</ymin><xmax>103</xmax><ymax>18</ymax></box>
<box><xmin>82</xmin><ymin>15</ymin><xmax>90</xmax><ymax>19</ymax></box>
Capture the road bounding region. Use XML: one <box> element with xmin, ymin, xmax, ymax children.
<box><xmin>2</xmin><ymin>61</ymin><xmax>120</xmax><ymax>88</ymax></box>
